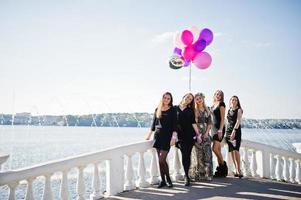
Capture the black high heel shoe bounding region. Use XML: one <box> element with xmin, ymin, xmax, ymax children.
<box><xmin>157</xmin><ymin>181</ymin><xmax>167</xmax><ymax>188</ymax></box>
<box><xmin>166</xmin><ymin>176</ymin><xmax>173</xmax><ymax>188</ymax></box>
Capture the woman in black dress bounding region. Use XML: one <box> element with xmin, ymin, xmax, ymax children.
<box><xmin>146</xmin><ymin>92</ymin><xmax>177</xmax><ymax>188</ymax></box>
<box><xmin>173</xmin><ymin>93</ymin><xmax>200</xmax><ymax>186</ymax></box>
<box><xmin>226</xmin><ymin>95</ymin><xmax>243</xmax><ymax>178</ymax></box>
<box><xmin>211</xmin><ymin>90</ymin><xmax>228</xmax><ymax>177</ymax></box>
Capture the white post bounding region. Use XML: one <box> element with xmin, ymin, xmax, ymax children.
<box><xmin>172</xmin><ymin>147</ymin><xmax>182</xmax><ymax>181</ymax></box>
<box><xmin>25</xmin><ymin>178</ymin><xmax>35</xmax><ymax>200</ymax></box>
<box><xmin>260</xmin><ymin>150</ymin><xmax>270</xmax><ymax>178</ymax></box>
<box><xmin>149</xmin><ymin>149</ymin><xmax>160</xmax><ymax>184</ymax></box>
<box><xmin>60</xmin><ymin>170</ymin><xmax>69</xmax><ymax>200</ymax></box>
<box><xmin>242</xmin><ymin>147</ymin><xmax>251</xmax><ymax>177</ymax></box>
<box><xmin>137</xmin><ymin>151</ymin><xmax>149</xmax><ymax>188</ymax></box>
<box><xmin>295</xmin><ymin>160</ymin><xmax>300</xmax><ymax>184</ymax></box>
<box><xmin>76</xmin><ymin>166</ymin><xmax>86</xmax><ymax>200</ymax></box>
<box><xmin>250</xmin><ymin>149</ymin><xmax>258</xmax><ymax>177</ymax></box>
<box><xmin>275</xmin><ymin>155</ymin><xmax>282</xmax><ymax>181</ymax></box>
<box><xmin>8</xmin><ymin>182</ymin><xmax>18</xmax><ymax>200</ymax></box>
<box><xmin>90</xmin><ymin>163</ymin><xmax>103</xmax><ymax>200</ymax></box>
<box><xmin>106</xmin><ymin>156</ymin><xmax>125</xmax><ymax>196</ymax></box>
<box><xmin>124</xmin><ymin>154</ymin><xmax>135</xmax><ymax>191</ymax></box>
<box><xmin>270</xmin><ymin>153</ymin><xmax>275</xmax><ymax>179</ymax></box>
<box><xmin>226</xmin><ymin>150</ymin><xmax>234</xmax><ymax>176</ymax></box>
<box><xmin>43</xmin><ymin>174</ymin><xmax>53</xmax><ymax>200</ymax></box>
<box><xmin>289</xmin><ymin>158</ymin><xmax>295</xmax><ymax>183</ymax></box>
<box><xmin>282</xmin><ymin>157</ymin><xmax>289</xmax><ymax>182</ymax></box>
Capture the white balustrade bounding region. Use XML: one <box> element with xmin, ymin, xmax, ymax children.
<box><xmin>1</xmin><ymin>139</ymin><xmax>301</xmax><ymax>200</ymax></box>
<box><xmin>124</xmin><ymin>154</ymin><xmax>135</xmax><ymax>190</ymax></box>
<box><xmin>90</xmin><ymin>163</ymin><xmax>102</xmax><ymax>200</ymax></box>
<box><xmin>149</xmin><ymin>149</ymin><xmax>160</xmax><ymax>184</ymax></box>
<box><xmin>172</xmin><ymin>147</ymin><xmax>182</xmax><ymax>181</ymax></box>
<box><xmin>25</xmin><ymin>178</ymin><xmax>35</xmax><ymax>200</ymax></box>
<box><xmin>275</xmin><ymin>155</ymin><xmax>282</xmax><ymax>181</ymax></box>
<box><xmin>289</xmin><ymin>158</ymin><xmax>295</xmax><ymax>183</ymax></box>
<box><xmin>43</xmin><ymin>174</ymin><xmax>53</xmax><ymax>200</ymax></box>
<box><xmin>270</xmin><ymin>154</ymin><xmax>275</xmax><ymax>179</ymax></box>
<box><xmin>136</xmin><ymin>151</ymin><xmax>149</xmax><ymax>188</ymax></box>
<box><xmin>283</xmin><ymin>157</ymin><xmax>289</xmax><ymax>182</ymax></box>
<box><xmin>60</xmin><ymin>170</ymin><xmax>69</xmax><ymax>200</ymax></box>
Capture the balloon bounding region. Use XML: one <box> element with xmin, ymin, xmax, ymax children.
<box><xmin>169</xmin><ymin>56</ymin><xmax>184</xmax><ymax>70</ymax></box>
<box><xmin>181</xmin><ymin>30</ymin><xmax>194</xmax><ymax>46</ymax></box>
<box><xmin>193</xmin><ymin>52</ymin><xmax>212</xmax><ymax>69</ymax></box>
<box><xmin>193</xmin><ymin>39</ymin><xmax>206</xmax><ymax>52</ymax></box>
<box><xmin>183</xmin><ymin>60</ymin><xmax>191</xmax><ymax>67</ymax></box>
<box><xmin>190</xmin><ymin>26</ymin><xmax>199</xmax><ymax>43</ymax></box>
<box><xmin>183</xmin><ymin>45</ymin><xmax>197</xmax><ymax>61</ymax></box>
<box><xmin>173</xmin><ymin>47</ymin><xmax>182</xmax><ymax>56</ymax></box>
<box><xmin>198</xmin><ymin>28</ymin><xmax>213</xmax><ymax>46</ymax></box>
<box><xmin>174</xmin><ymin>32</ymin><xmax>186</xmax><ymax>49</ymax></box>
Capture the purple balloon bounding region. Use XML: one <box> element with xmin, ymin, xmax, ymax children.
<box><xmin>173</xmin><ymin>47</ymin><xmax>182</xmax><ymax>56</ymax></box>
<box><xmin>198</xmin><ymin>28</ymin><xmax>213</xmax><ymax>46</ymax></box>
<box><xmin>193</xmin><ymin>39</ymin><xmax>206</xmax><ymax>52</ymax></box>
<box><xmin>183</xmin><ymin>60</ymin><xmax>191</xmax><ymax>67</ymax></box>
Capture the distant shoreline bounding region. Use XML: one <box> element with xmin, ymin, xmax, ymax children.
<box><xmin>1</xmin><ymin>113</ymin><xmax>300</xmax><ymax>129</ymax></box>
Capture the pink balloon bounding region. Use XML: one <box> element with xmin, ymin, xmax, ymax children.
<box><xmin>183</xmin><ymin>45</ymin><xmax>197</xmax><ymax>61</ymax></box>
<box><xmin>181</xmin><ymin>30</ymin><xmax>194</xmax><ymax>46</ymax></box>
<box><xmin>174</xmin><ymin>32</ymin><xmax>185</xmax><ymax>49</ymax></box>
<box><xmin>193</xmin><ymin>52</ymin><xmax>212</xmax><ymax>69</ymax></box>
<box><xmin>190</xmin><ymin>26</ymin><xmax>200</xmax><ymax>43</ymax></box>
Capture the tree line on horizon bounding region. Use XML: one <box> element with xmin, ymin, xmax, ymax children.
<box><xmin>0</xmin><ymin>113</ymin><xmax>300</xmax><ymax>129</ymax></box>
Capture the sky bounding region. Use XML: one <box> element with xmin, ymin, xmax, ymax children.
<box><xmin>0</xmin><ymin>0</ymin><xmax>300</xmax><ymax>118</ymax></box>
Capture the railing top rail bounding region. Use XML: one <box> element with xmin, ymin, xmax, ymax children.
<box><xmin>0</xmin><ymin>140</ymin><xmax>153</xmax><ymax>185</ymax></box>
<box><xmin>241</xmin><ymin>140</ymin><xmax>301</xmax><ymax>159</ymax></box>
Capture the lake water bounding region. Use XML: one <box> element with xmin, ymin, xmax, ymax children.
<box><xmin>1</xmin><ymin>126</ymin><xmax>301</xmax><ymax>170</ymax></box>
<box><xmin>1</xmin><ymin>126</ymin><xmax>301</xmax><ymax>199</ymax></box>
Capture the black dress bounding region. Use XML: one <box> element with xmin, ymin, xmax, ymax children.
<box><xmin>211</xmin><ymin>102</ymin><xmax>226</xmax><ymax>142</ymax></box>
<box><xmin>151</xmin><ymin>107</ymin><xmax>177</xmax><ymax>151</ymax></box>
<box><xmin>226</xmin><ymin>108</ymin><xmax>242</xmax><ymax>152</ymax></box>
<box><xmin>175</xmin><ymin>106</ymin><xmax>197</xmax><ymax>145</ymax></box>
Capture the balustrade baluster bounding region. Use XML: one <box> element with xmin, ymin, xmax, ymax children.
<box><xmin>282</xmin><ymin>157</ymin><xmax>289</xmax><ymax>182</ymax></box>
<box><xmin>124</xmin><ymin>154</ymin><xmax>135</xmax><ymax>190</ymax></box>
<box><xmin>137</xmin><ymin>152</ymin><xmax>148</xmax><ymax>188</ymax></box>
<box><xmin>275</xmin><ymin>155</ymin><xmax>282</xmax><ymax>181</ymax></box>
<box><xmin>8</xmin><ymin>182</ymin><xmax>18</xmax><ymax>200</ymax></box>
<box><xmin>25</xmin><ymin>178</ymin><xmax>35</xmax><ymax>200</ymax></box>
<box><xmin>295</xmin><ymin>160</ymin><xmax>300</xmax><ymax>184</ymax></box>
<box><xmin>77</xmin><ymin>166</ymin><xmax>86</xmax><ymax>200</ymax></box>
<box><xmin>43</xmin><ymin>174</ymin><xmax>53</xmax><ymax>200</ymax></box>
<box><xmin>90</xmin><ymin>163</ymin><xmax>103</xmax><ymax>200</ymax></box>
<box><xmin>289</xmin><ymin>158</ymin><xmax>295</xmax><ymax>183</ymax></box>
<box><xmin>270</xmin><ymin>154</ymin><xmax>275</xmax><ymax>179</ymax></box>
<box><xmin>60</xmin><ymin>170</ymin><xmax>69</xmax><ymax>200</ymax></box>
<box><xmin>250</xmin><ymin>149</ymin><xmax>258</xmax><ymax>177</ymax></box>
<box><xmin>149</xmin><ymin>149</ymin><xmax>160</xmax><ymax>184</ymax></box>
<box><xmin>172</xmin><ymin>147</ymin><xmax>182</xmax><ymax>181</ymax></box>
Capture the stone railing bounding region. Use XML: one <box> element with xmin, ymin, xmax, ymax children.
<box><xmin>0</xmin><ymin>139</ymin><xmax>300</xmax><ymax>200</ymax></box>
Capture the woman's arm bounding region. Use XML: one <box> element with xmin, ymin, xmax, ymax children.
<box><xmin>230</xmin><ymin>109</ymin><xmax>243</xmax><ymax>140</ymax></box>
<box><xmin>146</xmin><ymin>110</ymin><xmax>156</xmax><ymax>140</ymax></box>
<box><xmin>218</xmin><ymin>105</ymin><xmax>225</xmax><ymax>139</ymax></box>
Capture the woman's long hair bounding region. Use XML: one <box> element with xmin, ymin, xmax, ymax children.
<box><xmin>230</xmin><ymin>95</ymin><xmax>243</xmax><ymax>113</ymax></box>
<box><xmin>156</xmin><ymin>92</ymin><xmax>173</xmax><ymax>118</ymax></box>
<box><xmin>180</xmin><ymin>93</ymin><xmax>195</xmax><ymax>114</ymax></box>
<box><xmin>213</xmin><ymin>90</ymin><xmax>224</xmax><ymax>104</ymax></box>
<box><xmin>194</xmin><ymin>92</ymin><xmax>210</xmax><ymax>119</ymax></box>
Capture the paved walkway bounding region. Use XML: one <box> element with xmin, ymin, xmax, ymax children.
<box><xmin>107</xmin><ymin>177</ymin><xmax>301</xmax><ymax>200</ymax></box>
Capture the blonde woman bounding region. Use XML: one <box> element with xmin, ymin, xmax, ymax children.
<box><xmin>226</xmin><ymin>96</ymin><xmax>243</xmax><ymax>178</ymax></box>
<box><xmin>190</xmin><ymin>93</ymin><xmax>213</xmax><ymax>181</ymax></box>
<box><xmin>211</xmin><ymin>90</ymin><xmax>228</xmax><ymax>177</ymax></box>
<box><xmin>146</xmin><ymin>92</ymin><xmax>177</xmax><ymax>188</ymax></box>
<box><xmin>173</xmin><ymin>93</ymin><xmax>200</xmax><ymax>186</ymax></box>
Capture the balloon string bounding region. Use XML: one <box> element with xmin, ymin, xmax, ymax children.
<box><xmin>189</xmin><ymin>64</ymin><xmax>192</xmax><ymax>91</ymax></box>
